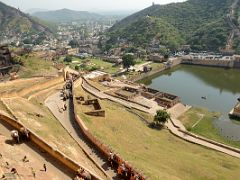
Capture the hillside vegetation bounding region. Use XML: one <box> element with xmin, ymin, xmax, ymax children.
<box><xmin>106</xmin><ymin>0</ymin><xmax>234</xmax><ymax>52</ymax></box>
<box><xmin>0</xmin><ymin>1</ymin><xmax>52</xmax><ymax>37</ymax></box>
<box><xmin>108</xmin><ymin>16</ymin><xmax>184</xmax><ymax>50</ymax></box>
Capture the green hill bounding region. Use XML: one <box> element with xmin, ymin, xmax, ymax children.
<box><xmin>107</xmin><ymin>16</ymin><xmax>184</xmax><ymax>50</ymax></box>
<box><xmin>32</xmin><ymin>8</ymin><xmax>104</xmax><ymax>23</ymax></box>
<box><xmin>106</xmin><ymin>0</ymin><xmax>234</xmax><ymax>52</ymax></box>
<box><xmin>0</xmin><ymin>1</ymin><xmax>52</xmax><ymax>38</ymax></box>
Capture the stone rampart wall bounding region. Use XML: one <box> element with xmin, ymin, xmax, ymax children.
<box><xmin>0</xmin><ymin>113</ymin><xmax>101</xmax><ymax>180</ymax></box>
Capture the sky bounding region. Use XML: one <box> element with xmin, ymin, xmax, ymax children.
<box><xmin>1</xmin><ymin>0</ymin><xmax>186</xmax><ymax>12</ymax></box>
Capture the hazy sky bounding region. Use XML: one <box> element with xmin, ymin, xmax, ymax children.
<box><xmin>1</xmin><ymin>0</ymin><xmax>186</xmax><ymax>11</ymax></box>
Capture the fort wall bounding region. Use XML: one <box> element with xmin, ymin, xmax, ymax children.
<box><xmin>0</xmin><ymin>113</ymin><xmax>101</xmax><ymax>180</ymax></box>
<box><xmin>72</xmin><ymin>81</ymin><xmax>147</xmax><ymax>179</ymax></box>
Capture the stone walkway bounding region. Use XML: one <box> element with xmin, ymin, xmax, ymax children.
<box><xmin>82</xmin><ymin>78</ymin><xmax>240</xmax><ymax>159</ymax></box>
<box><xmin>45</xmin><ymin>90</ymin><xmax>117</xmax><ymax>180</ymax></box>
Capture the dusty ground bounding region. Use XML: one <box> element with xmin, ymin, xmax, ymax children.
<box><xmin>0</xmin><ymin>132</ymin><xmax>72</xmax><ymax>180</ymax></box>
<box><xmin>0</xmin><ymin>77</ymin><xmax>46</xmax><ymax>94</ymax></box>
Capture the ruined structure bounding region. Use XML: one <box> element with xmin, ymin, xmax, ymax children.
<box><xmin>0</xmin><ymin>45</ymin><xmax>13</xmax><ymax>76</ymax></box>
<box><xmin>229</xmin><ymin>102</ymin><xmax>240</xmax><ymax>119</ymax></box>
<box><xmin>115</xmin><ymin>86</ymin><xmax>139</xmax><ymax>100</ymax></box>
<box><xmin>154</xmin><ymin>92</ymin><xmax>180</xmax><ymax>108</ymax></box>
<box><xmin>83</xmin><ymin>99</ymin><xmax>105</xmax><ymax>117</ymax></box>
<box><xmin>113</xmin><ymin>85</ymin><xmax>180</xmax><ymax>108</ymax></box>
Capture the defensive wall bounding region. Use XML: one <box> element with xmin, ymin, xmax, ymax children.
<box><xmin>71</xmin><ymin>80</ymin><xmax>147</xmax><ymax>179</ymax></box>
<box><xmin>0</xmin><ymin>113</ymin><xmax>102</xmax><ymax>180</ymax></box>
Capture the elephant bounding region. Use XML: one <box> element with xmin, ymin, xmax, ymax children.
<box><xmin>77</xmin><ymin>168</ymin><xmax>91</xmax><ymax>180</ymax></box>
<box><xmin>117</xmin><ymin>163</ymin><xmax>128</xmax><ymax>178</ymax></box>
<box><xmin>66</xmin><ymin>82</ymin><xmax>72</xmax><ymax>89</ymax></box>
<box><xmin>11</xmin><ymin>130</ymin><xmax>19</xmax><ymax>144</ymax></box>
<box><xmin>20</xmin><ymin>127</ymin><xmax>30</xmax><ymax>139</ymax></box>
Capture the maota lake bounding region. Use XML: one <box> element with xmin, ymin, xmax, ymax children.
<box><xmin>140</xmin><ymin>65</ymin><xmax>240</xmax><ymax>141</ymax></box>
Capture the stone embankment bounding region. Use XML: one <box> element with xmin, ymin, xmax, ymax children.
<box><xmin>181</xmin><ymin>58</ymin><xmax>235</xmax><ymax>68</ymax></box>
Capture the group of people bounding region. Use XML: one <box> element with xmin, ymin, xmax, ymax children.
<box><xmin>10</xmin><ymin>127</ymin><xmax>30</xmax><ymax>144</ymax></box>
<box><xmin>108</xmin><ymin>152</ymin><xmax>142</xmax><ymax>180</ymax></box>
<box><xmin>73</xmin><ymin>168</ymin><xmax>91</xmax><ymax>180</ymax></box>
<box><xmin>0</xmin><ymin>153</ymin><xmax>47</xmax><ymax>179</ymax></box>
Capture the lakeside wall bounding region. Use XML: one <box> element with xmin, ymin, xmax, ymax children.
<box><xmin>181</xmin><ymin>58</ymin><xmax>235</xmax><ymax>68</ymax></box>
<box><xmin>0</xmin><ymin>113</ymin><xmax>101</xmax><ymax>180</ymax></box>
<box><xmin>132</xmin><ymin>58</ymin><xmax>182</xmax><ymax>82</ymax></box>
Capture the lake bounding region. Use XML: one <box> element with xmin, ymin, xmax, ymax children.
<box><xmin>139</xmin><ymin>65</ymin><xmax>240</xmax><ymax>141</ymax></box>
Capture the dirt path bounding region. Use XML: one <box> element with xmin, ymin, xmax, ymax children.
<box><xmin>225</xmin><ymin>0</ymin><xmax>240</xmax><ymax>50</ymax></box>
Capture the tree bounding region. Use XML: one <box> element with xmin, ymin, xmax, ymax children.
<box><xmin>64</xmin><ymin>55</ymin><xmax>72</xmax><ymax>63</ymax></box>
<box><xmin>75</xmin><ymin>65</ymin><xmax>80</xmax><ymax>71</ymax></box>
<box><xmin>154</xmin><ymin>110</ymin><xmax>170</xmax><ymax>126</ymax></box>
<box><xmin>164</xmin><ymin>54</ymin><xmax>169</xmax><ymax>60</ymax></box>
<box><xmin>68</xmin><ymin>40</ymin><xmax>79</xmax><ymax>48</ymax></box>
<box><xmin>122</xmin><ymin>54</ymin><xmax>135</xmax><ymax>71</ymax></box>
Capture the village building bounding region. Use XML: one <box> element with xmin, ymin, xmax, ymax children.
<box><xmin>103</xmin><ymin>56</ymin><xmax>123</xmax><ymax>64</ymax></box>
<box><xmin>230</xmin><ymin>102</ymin><xmax>240</xmax><ymax>118</ymax></box>
<box><xmin>67</xmin><ymin>48</ymin><xmax>79</xmax><ymax>55</ymax></box>
<box><xmin>84</xmin><ymin>70</ymin><xmax>111</xmax><ymax>82</ymax></box>
<box><xmin>148</xmin><ymin>54</ymin><xmax>165</xmax><ymax>62</ymax></box>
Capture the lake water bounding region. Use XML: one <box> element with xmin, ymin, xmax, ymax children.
<box><xmin>139</xmin><ymin>65</ymin><xmax>240</xmax><ymax>141</ymax></box>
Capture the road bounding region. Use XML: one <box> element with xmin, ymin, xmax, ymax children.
<box><xmin>225</xmin><ymin>0</ymin><xmax>240</xmax><ymax>50</ymax></box>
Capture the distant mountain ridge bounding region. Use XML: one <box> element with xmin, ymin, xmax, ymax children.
<box><xmin>106</xmin><ymin>0</ymin><xmax>235</xmax><ymax>52</ymax></box>
<box><xmin>32</xmin><ymin>8</ymin><xmax>104</xmax><ymax>23</ymax></box>
<box><xmin>0</xmin><ymin>1</ymin><xmax>52</xmax><ymax>38</ymax></box>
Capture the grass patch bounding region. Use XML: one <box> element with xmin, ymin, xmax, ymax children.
<box><xmin>18</xmin><ymin>55</ymin><xmax>57</xmax><ymax>78</ymax></box>
<box><xmin>151</xmin><ymin>63</ymin><xmax>165</xmax><ymax>71</ymax></box>
<box><xmin>74</xmin><ymin>85</ymin><xmax>240</xmax><ymax>179</ymax></box>
<box><xmin>60</xmin><ymin>56</ymin><xmax>120</xmax><ymax>74</ymax></box>
<box><xmin>179</xmin><ymin>107</ymin><xmax>240</xmax><ymax>149</ymax></box>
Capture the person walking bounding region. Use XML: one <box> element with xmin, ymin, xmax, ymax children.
<box><xmin>43</xmin><ymin>163</ymin><xmax>47</xmax><ymax>172</ymax></box>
